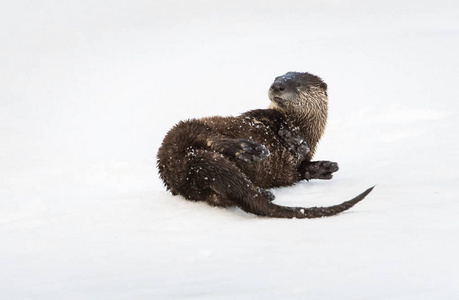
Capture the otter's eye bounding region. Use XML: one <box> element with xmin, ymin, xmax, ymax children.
<box><xmin>296</xmin><ymin>82</ymin><xmax>302</xmax><ymax>87</ymax></box>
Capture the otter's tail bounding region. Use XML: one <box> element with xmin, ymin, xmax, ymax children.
<box><xmin>234</xmin><ymin>186</ymin><xmax>375</xmax><ymax>219</ymax></box>
<box><xmin>233</xmin><ymin>186</ymin><xmax>374</xmax><ymax>219</ymax></box>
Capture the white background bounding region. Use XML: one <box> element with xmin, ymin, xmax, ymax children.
<box><xmin>1</xmin><ymin>0</ymin><xmax>458</xmax><ymax>299</ymax></box>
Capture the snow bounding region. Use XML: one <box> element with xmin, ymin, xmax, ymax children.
<box><xmin>1</xmin><ymin>0</ymin><xmax>459</xmax><ymax>299</ymax></box>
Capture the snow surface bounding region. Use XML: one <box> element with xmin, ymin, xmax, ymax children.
<box><xmin>1</xmin><ymin>0</ymin><xmax>459</xmax><ymax>299</ymax></box>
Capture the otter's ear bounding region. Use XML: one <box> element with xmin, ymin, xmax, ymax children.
<box><xmin>320</xmin><ymin>82</ymin><xmax>328</xmax><ymax>91</ymax></box>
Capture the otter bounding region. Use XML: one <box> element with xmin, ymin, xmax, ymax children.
<box><xmin>157</xmin><ymin>71</ymin><xmax>374</xmax><ymax>218</ymax></box>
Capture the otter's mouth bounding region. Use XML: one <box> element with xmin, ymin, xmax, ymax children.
<box><xmin>272</xmin><ymin>97</ymin><xmax>287</xmax><ymax>105</ymax></box>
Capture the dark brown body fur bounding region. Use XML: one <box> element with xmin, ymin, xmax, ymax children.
<box><xmin>157</xmin><ymin>72</ymin><xmax>373</xmax><ymax>218</ymax></box>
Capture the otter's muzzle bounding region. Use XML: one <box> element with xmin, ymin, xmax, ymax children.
<box><xmin>269</xmin><ymin>81</ymin><xmax>289</xmax><ymax>105</ymax></box>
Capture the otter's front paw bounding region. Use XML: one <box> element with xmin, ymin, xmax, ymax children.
<box><xmin>302</xmin><ymin>161</ymin><xmax>339</xmax><ymax>180</ymax></box>
<box><xmin>221</xmin><ymin>139</ymin><xmax>270</xmax><ymax>163</ymax></box>
<box><xmin>278</xmin><ymin>127</ymin><xmax>309</xmax><ymax>156</ymax></box>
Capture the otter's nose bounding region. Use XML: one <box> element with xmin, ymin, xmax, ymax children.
<box><xmin>270</xmin><ymin>83</ymin><xmax>285</xmax><ymax>93</ymax></box>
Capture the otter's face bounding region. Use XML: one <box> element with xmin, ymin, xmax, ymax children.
<box><xmin>268</xmin><ymin>72</ymin><xmax>328</xmax><ymax>112</ymax></box>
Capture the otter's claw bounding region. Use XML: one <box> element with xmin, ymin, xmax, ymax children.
<box><xmin>301</xmin><ymin>161</ymin><xmax>339</xmax><ymax>180</ymax></box>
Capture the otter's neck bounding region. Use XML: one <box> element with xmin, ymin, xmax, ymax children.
<box><xmin>271</xmin><ymin>94</ymin><xmax>328</xmax><ymax>161</ymax></box>
<box><xmin>290</xmin><ymin>108</ymin><xmax>327</xmax><ymax>160</ymax></box>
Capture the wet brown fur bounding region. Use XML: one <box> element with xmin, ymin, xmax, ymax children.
<box><xmin>157</xmin><ymin>72</ymin><xmax>374</xmax><ymax>218</ymax></box>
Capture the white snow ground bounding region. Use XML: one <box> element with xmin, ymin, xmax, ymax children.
<box><xmin>1</xmin><ymin>1</ymin><xmax>459</xmax><ymax>299</ymax></box>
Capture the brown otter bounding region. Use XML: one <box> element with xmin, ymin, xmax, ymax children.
<box><xmin>157</xmin><ymin>71</ymin><xmax>374</xmax><ymax>218</ymax></box>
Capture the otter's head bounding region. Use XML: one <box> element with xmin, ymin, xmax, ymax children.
<box><xmin>268</xmin><ymin>72</ymin><xmax>329</xmax><ymax>159</ymax></box>
<box><xmin>268</xmin><ymin>72</ymin><xmax>328</xmax><ymax>116</ymax></box>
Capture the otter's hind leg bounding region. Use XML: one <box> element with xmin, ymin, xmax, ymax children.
<box><xmin>183</xmin><ymin>149</ymin><xmax>273</xmax><ymax>208</ymax></box>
